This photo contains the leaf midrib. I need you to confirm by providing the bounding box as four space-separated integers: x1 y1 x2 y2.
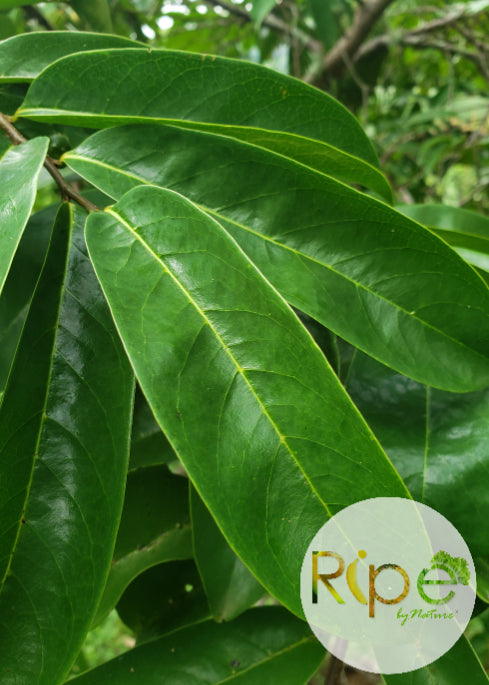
0 205 73 596
24 109 385 183
103 206 333 521
70 155 489 366
216 635 317 684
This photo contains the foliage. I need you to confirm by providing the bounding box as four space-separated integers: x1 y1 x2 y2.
0 3 489 685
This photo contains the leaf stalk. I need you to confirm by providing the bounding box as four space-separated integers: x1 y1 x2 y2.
0 112 100 213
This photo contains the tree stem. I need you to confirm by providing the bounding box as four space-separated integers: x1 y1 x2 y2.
0 112 100 213
325 655 344 685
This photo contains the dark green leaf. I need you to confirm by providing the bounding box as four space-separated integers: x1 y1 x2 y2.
69 606 325 684
0 202 55 392
93 466 192 627
0 82 27 115
0 136 48 296
85 184 408 616
68 125 489 392
346 352 489 577
0 204 134 683
297 311 339 375
191 486 265 621
0 31 141 82
117 560 209 640
19 48 379 166
383 636 489 685
130 386 177 470
115 466 190 560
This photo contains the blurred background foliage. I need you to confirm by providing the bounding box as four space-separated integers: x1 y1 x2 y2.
1 0 488 212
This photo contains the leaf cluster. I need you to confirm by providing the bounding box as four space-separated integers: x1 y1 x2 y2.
0 19 489 685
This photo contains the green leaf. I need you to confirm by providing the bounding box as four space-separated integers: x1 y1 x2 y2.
0 31 142 83
0 0 41 9
297 311 339 375
18 48 379 167
0 201 55 392
250 0 277 26
68 606 325 684
190 486 265 622
70 0 113 32
397 204 489 273
93 466 192 627
346 352 489 575
68 124 489 392
0 204 134 684
0 82 27 115
0 136 48 297
397 204 489 238
85 184 408 616
383 636 489 684
476 558 489 604
130 386 177 470
310 0 337 49
116 560 210 640
227 128 392 201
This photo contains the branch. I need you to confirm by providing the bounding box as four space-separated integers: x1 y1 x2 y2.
0 112 99 213
203 0 322 54
325 655 344 685
359 34 489 81
22 5 54 31
357 5 488 62
319 0 396 77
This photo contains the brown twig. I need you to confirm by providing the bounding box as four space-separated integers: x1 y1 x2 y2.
319 0 396 77
22 5 54 31
325 655 344 685
0 112 99 213
203 0 323 54
357 4 489 64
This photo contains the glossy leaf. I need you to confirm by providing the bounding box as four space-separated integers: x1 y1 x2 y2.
116 560 210 640
190 486 265 621
346 352 489 571
130 387 177 470
68 124 489 392
19 48 379 166
69 606 325 684
93 466 192 626
0 201 55 391
0 204 134 683
383 636 489 685
0 136 48 296
0 31 141 83
398 203 489 274
0 82 27 115
397 204 489 237
85 184 408 616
